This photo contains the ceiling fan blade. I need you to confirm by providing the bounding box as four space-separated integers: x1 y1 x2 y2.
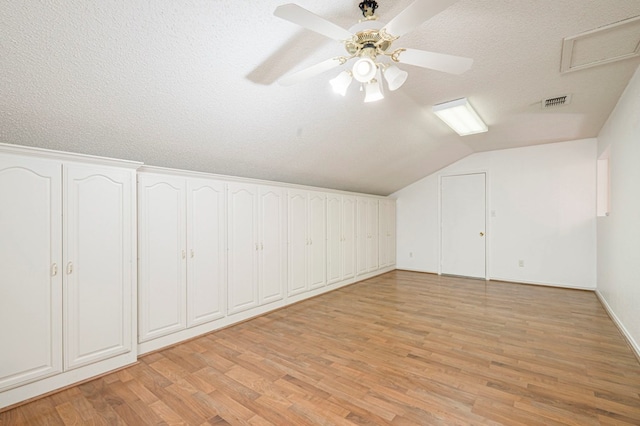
278 57 345 86
274 4 353 41
382 0 458 37
394 48 472 75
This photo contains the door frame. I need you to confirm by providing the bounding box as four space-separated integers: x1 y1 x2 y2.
438 170 490 280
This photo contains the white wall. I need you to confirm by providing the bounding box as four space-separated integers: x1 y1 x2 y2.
392 138 597 289
596 64 640 354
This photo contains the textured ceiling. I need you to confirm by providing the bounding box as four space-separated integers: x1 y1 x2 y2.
1 1 640 195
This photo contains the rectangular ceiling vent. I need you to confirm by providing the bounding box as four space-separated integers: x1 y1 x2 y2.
542 94 572 109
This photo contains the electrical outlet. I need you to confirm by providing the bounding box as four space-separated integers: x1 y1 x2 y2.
518 259 524 267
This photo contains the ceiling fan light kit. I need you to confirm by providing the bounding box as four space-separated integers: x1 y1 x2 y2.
274 0 474 105
432 98 488 136
329 71 353 96
364 75 385 103
383 64 408 91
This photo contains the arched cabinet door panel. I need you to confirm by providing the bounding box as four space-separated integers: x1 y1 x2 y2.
187 178 226 327
227 183 259 314
138 174 187 342
64 164 133 370
259 186 286 305
0 157 62 391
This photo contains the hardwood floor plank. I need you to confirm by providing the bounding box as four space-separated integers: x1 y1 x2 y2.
2 271 640 425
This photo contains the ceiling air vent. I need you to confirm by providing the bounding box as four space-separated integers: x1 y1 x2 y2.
542 94 572 109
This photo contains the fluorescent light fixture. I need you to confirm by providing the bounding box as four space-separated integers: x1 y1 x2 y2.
432 98 488 136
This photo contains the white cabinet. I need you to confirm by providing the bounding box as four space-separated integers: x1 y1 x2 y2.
187 178 226 327
138 173 225 342
138 174 187 342
0 148 137 400
327 194 356 285
64 164 134 370
227 182 259 314
308 192 327 289
258 186 287 305
287 190 326 295
0 156 63 391
227 183 286 314
356 197 379 275
378 199 397 269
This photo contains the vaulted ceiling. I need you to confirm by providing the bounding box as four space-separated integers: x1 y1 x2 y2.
2 1 639 195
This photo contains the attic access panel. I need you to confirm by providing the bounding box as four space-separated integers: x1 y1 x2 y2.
560 15 640 73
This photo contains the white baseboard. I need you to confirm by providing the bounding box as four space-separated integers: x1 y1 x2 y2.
595 290 640 361
489 276 596 291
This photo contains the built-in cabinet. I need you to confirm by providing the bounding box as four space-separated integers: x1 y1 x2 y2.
356 197 380 275
1 146 396 410
0 146 138 409
327 194 356 285
227 183 286 315
378 199 397 268
288 190 326 296
138 173 226 342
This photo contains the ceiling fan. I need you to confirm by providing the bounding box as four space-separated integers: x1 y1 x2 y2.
274 0 473 102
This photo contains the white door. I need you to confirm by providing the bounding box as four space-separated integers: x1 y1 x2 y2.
64 164 133 370
367 199 379 272
0 156 63 391
227 183 259 314
186 178 225 327
287 190 308 296
378 200 390 268
138 174 187 342
326 194 342 285
342 196 356 280
441 173 486 279
389 200 397 266
355 197 368 276
259 186 286 305
378 199 396 268
308 192 326 289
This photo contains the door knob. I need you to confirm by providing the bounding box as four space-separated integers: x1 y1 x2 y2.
479 232 485 237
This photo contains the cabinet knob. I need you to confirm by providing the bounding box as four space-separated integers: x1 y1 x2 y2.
66 262 73 275
255 243 259 251
190 249 194 258
51 263 58 277
182 250 186 259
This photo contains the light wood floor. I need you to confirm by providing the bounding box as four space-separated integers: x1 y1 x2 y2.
2 271 640 425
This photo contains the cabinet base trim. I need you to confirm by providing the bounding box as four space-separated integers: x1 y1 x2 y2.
138 267 396 356
0 352 137 411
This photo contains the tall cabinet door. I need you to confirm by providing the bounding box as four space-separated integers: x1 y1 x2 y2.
227 183 259 314
367 199 379 272
308 192 326 289
378 200 390 268
326 194 342 285
342 196 356 280
138 174 187 342
187 178 226 327
288 190 308 296
259 186 286 305
0 156 63 391
64 164 134 370
356 197 369 276
378 199 396 268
